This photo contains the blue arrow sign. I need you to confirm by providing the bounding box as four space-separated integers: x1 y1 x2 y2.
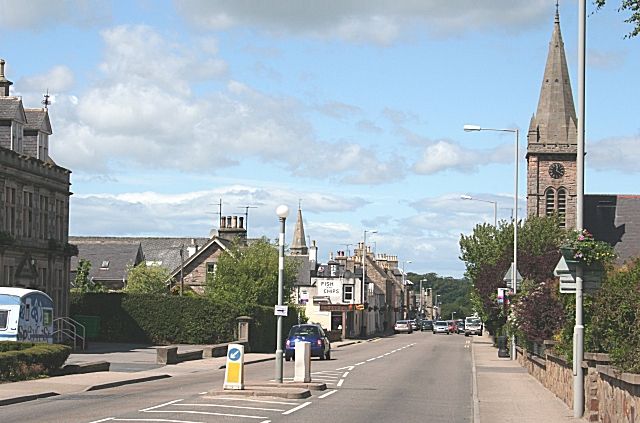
228 347 241 361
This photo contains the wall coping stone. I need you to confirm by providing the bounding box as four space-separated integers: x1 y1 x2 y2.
597 364 640 386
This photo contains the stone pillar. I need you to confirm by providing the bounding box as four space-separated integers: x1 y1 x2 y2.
236 316 252 344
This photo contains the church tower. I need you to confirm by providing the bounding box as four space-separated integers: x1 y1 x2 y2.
290 206 308 255
526 6 578 229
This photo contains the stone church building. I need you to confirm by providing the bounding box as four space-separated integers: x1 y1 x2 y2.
527 10 640 261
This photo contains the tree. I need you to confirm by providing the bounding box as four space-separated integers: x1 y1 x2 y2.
595 0 640 38
125 262 171 294
71 259 107 293
205 237 300 307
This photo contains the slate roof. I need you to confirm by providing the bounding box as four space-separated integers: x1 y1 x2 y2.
71 242 143 281
24 108 50 132
0 97 21 120
69 236 212 273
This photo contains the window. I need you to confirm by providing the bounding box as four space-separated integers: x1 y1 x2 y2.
545 189 555 216
0 310 7 329
25 304 30 321
343 285 354 302
11 122 23 153
557 189 567 228
39 195 48 240
4 187 15 235
206 263 217 275
38 133 49 161
22 191 33 238
3 265 14 286
101 261 110 269
55 199 64 240
43 309 52 326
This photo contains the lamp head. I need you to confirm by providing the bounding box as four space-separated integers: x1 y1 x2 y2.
461 195 473 200
463 125 481 132
276 205 290 218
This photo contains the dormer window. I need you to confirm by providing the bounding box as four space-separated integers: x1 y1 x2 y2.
38 133 48 161
11 122 23 153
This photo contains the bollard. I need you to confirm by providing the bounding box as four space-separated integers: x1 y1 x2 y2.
293 341 311 383
498 335 509 358
223 343 245 390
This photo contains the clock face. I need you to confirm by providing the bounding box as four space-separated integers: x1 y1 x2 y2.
549 163 565 179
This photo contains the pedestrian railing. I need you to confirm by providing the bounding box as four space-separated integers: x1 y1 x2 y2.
53 317 86 351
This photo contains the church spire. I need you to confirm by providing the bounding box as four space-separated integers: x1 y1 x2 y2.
290 206 308 255
527 7 577 152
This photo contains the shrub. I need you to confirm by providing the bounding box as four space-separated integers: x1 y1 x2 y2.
0 342 71 381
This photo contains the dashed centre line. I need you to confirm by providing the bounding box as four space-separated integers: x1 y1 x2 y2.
355 361 365 365
366 358 376 361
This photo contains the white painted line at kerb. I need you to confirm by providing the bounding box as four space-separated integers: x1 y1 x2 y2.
140 399 184 412
319 389 338 399
342 371 349 377
282 401 312 415
337 379 344 387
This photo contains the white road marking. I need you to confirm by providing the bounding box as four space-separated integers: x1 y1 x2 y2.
260 421 271 423
335 366 350 370
377 355 384 358
282 402 312 415
109 420 203 423
175 403 284 412
355 361 365 365
384 353 390 356
366 358 375 361
145 410 266 419
318 390 338 399
337 379 344 387
347 366 355 370
215 398 296 405
342 371 349 377
88 419 115 423
140 400 184 412
198 392 207 395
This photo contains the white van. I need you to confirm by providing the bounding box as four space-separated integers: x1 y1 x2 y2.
0 287 54 343
464 316 483 337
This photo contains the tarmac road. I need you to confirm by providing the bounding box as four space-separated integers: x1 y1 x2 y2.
0 331 472 423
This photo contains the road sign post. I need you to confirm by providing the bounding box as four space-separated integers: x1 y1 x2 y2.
223 344 245 390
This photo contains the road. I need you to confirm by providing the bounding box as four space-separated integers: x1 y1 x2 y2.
2 331 473 423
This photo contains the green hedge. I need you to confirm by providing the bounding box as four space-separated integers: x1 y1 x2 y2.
0 342 71 381
70 292 298 352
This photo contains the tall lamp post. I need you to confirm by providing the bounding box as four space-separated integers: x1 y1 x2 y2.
402 261 411 318
436 294 441 320
362 230 377 335
461 195 498 227
464 125 519 361
275 205 290 384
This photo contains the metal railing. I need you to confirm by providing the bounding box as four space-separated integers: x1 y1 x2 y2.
53 317 85 351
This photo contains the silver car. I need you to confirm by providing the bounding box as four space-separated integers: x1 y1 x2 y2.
394 320 413 334
432 320 450 334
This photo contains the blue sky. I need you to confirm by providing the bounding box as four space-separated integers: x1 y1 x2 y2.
1 0 638 277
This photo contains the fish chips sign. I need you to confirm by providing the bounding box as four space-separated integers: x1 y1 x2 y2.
317 279 342 302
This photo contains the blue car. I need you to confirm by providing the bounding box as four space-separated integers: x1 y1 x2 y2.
285 324 331 361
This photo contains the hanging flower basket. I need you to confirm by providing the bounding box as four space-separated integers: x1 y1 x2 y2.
561 230 617 267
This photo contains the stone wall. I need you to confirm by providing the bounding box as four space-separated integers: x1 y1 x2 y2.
516 346 640 422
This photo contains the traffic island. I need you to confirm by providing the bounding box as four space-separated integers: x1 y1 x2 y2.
206 386 311 399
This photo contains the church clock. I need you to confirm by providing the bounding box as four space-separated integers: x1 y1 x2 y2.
548 163 565 179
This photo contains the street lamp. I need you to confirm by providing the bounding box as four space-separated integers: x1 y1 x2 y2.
275 205 290 384
464 124 519 361
452 311 457 321
418 279 427 313
461 195 498 227
402 261 411 319
436 294 441 320
362 229 377 336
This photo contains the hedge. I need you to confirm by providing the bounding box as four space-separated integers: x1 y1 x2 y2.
70 292 299 352
0 341 71 381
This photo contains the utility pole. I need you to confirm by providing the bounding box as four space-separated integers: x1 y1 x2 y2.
238 205 258 233
179 245 184 297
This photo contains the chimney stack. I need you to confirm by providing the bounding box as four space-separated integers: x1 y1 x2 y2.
0 59 12 97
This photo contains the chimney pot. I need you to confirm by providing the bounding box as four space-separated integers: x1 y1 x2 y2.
226 216 232 227
239 216 244 229
232 215 238 228
220 217 226 228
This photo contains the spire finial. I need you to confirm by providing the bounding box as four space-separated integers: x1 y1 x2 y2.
42 88 51 109
555 1 560 24
298 198 302 210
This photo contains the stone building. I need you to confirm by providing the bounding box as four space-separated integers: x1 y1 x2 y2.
0 59 73 317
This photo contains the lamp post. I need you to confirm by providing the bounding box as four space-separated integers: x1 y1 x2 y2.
419 279 427 314
461 195 498 227
275 205 290 384
362 229 377 336
452 311 457 321
436 294 441 320
402 261 411 318
464 124 519 361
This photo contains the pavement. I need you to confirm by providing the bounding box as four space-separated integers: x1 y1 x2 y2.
0 334 586 421
473 333 584 422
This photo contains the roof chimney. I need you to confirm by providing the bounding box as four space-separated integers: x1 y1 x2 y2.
0 60 12 97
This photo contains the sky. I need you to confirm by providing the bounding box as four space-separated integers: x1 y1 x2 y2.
0 0 638 278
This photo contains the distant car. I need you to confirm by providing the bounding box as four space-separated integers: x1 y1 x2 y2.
446 320 457 333
433 320 450 334
421 320 433 331
465 316 483 337
285 324 331 361
409 319 418 331
394 320 413 334
455 320 465 334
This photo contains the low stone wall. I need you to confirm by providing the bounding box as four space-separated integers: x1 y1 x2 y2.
516 345 640 422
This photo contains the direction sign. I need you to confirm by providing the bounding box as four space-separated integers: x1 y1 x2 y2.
228 347 241 361
274 305 288 316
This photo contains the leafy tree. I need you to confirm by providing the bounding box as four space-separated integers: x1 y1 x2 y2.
205 237 300 307
71 259 107 293
595 0 640 38
511 279 566 344
125 262 171 294
407 272 473 319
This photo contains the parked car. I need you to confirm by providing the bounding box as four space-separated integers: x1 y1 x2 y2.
394 320 413 334
455 320 465 334
285 324 331 361
421 319 433 331
433 320 450 334
409 319 418 331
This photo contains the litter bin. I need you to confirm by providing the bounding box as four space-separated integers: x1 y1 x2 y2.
498 335 509 358
72 315 101 339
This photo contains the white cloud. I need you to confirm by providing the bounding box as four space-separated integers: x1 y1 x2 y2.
588 134 640 173
175 0 552 45
587 48 627 71
412 139 516 175
0 0 110 30
12 24 399 184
